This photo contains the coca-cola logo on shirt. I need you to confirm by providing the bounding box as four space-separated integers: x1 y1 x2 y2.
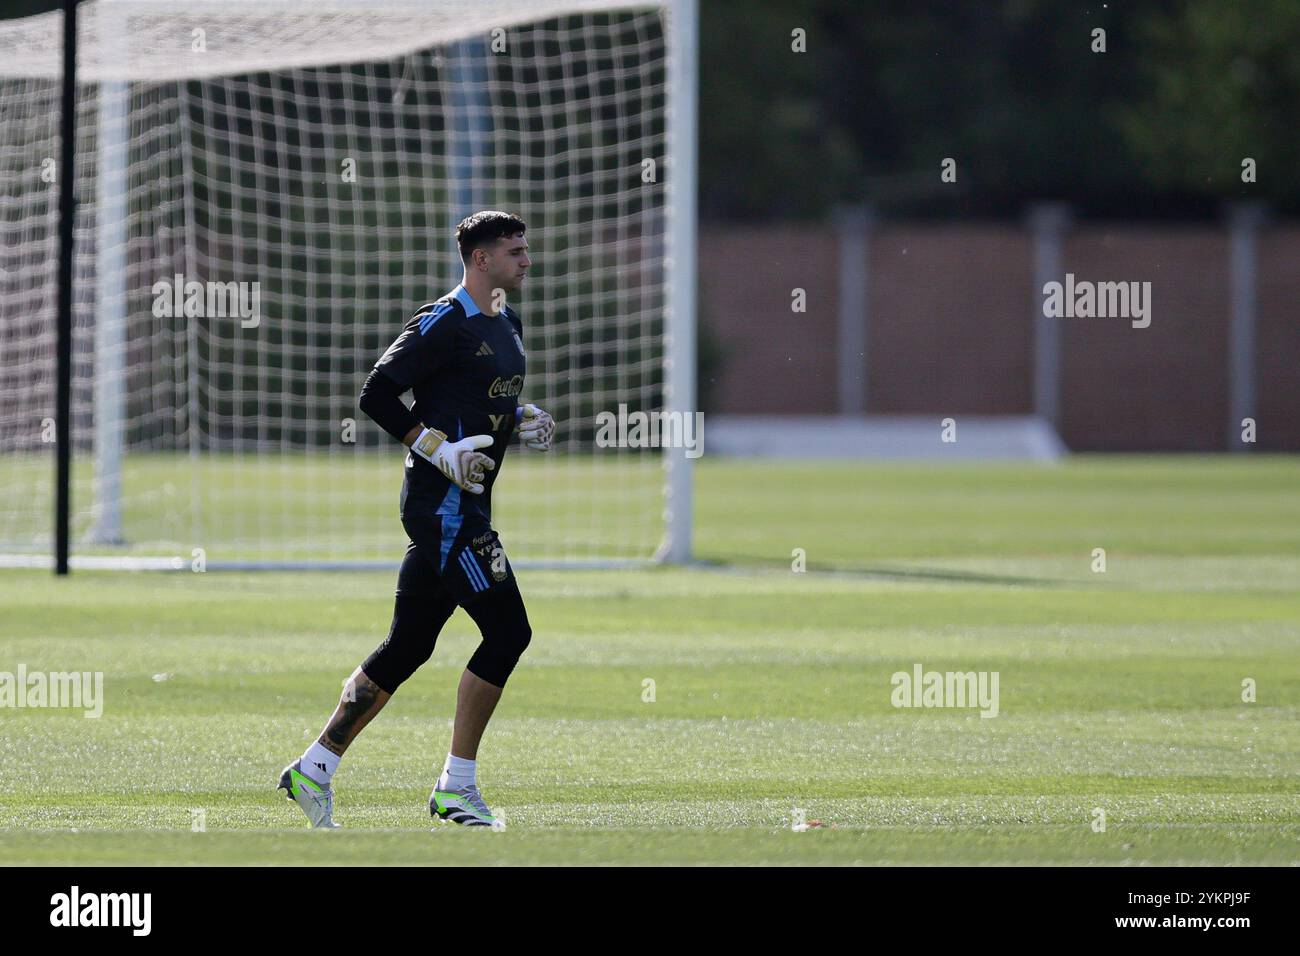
488 375 524 399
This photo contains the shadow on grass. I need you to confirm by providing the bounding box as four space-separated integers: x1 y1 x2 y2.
689 557 1066 588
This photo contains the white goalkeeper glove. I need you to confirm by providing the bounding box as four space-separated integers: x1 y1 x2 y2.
410 427 495 494
516 403 554 451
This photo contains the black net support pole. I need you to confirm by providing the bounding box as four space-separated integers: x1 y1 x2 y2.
55 0 78 575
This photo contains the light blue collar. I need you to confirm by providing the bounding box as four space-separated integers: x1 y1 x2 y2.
452 283 500 318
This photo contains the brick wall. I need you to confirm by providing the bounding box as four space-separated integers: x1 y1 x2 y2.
700 221 1298 451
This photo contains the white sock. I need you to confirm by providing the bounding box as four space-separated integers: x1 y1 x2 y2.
438 753 476 790
300 741 340 784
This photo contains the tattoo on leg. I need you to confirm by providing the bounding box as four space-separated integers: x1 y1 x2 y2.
320 670 389 755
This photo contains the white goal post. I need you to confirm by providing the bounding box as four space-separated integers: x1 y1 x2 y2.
0 0 696 569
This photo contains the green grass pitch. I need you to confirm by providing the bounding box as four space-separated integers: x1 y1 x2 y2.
0 456 1297 865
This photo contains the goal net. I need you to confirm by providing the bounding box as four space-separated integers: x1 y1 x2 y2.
0 0 693 569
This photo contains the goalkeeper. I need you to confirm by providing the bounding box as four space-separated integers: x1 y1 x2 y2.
278 211 553 828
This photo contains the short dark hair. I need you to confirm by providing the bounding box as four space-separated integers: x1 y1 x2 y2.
456 210 527 263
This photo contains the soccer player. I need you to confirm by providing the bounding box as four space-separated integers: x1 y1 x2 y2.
278 211 554 828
